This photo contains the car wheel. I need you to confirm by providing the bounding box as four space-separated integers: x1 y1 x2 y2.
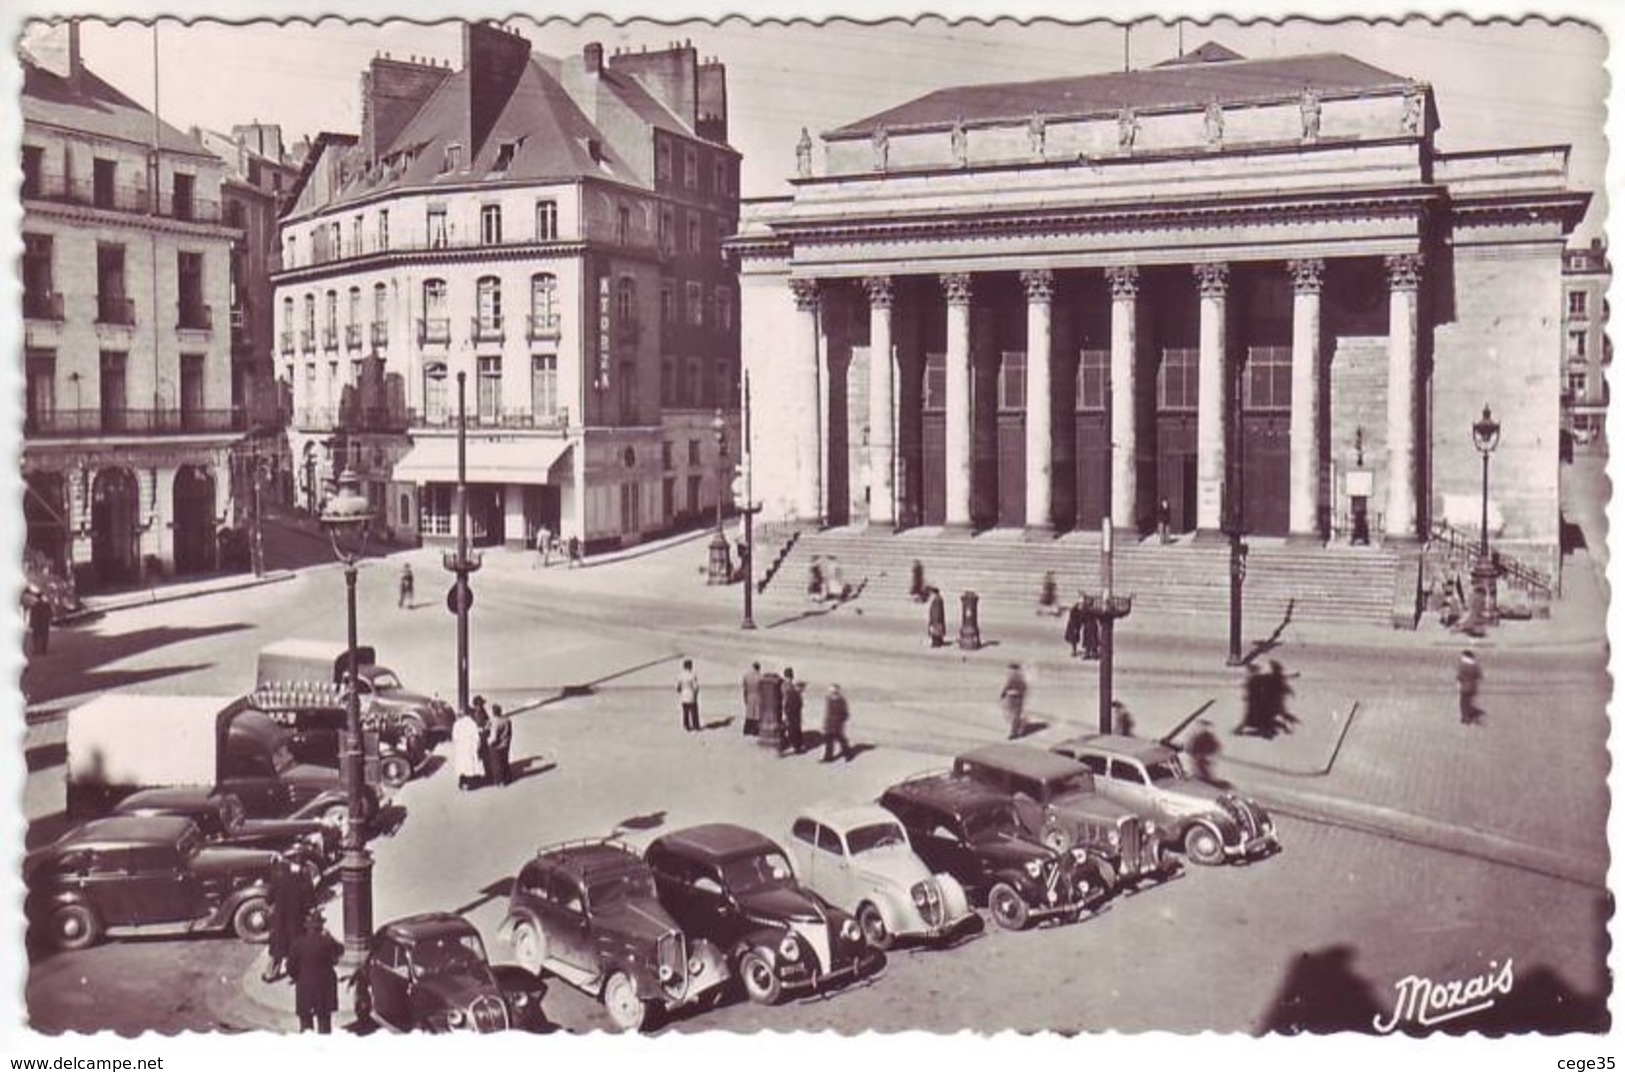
511 922 547 975
1040 826 1075 853
986 883 1030 931
48 903 102 952
379 754 412 789
856 902 893 950
738 948 783 1005
602 971 651 1032
233 895 273 943
1184 824 1226 866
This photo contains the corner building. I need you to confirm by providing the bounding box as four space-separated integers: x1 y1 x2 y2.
734 44 1588 577
273 23 740 549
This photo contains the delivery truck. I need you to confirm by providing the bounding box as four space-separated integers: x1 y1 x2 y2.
65 693 377 827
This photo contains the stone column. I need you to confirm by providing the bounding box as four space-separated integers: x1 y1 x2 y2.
941 272 974 530
863 276 896 528
1194 262 1230 533
1106 265 1140 532
1020 269 1054 534
1384 253 1423 541
1288 258 1325 540
789 278 823 523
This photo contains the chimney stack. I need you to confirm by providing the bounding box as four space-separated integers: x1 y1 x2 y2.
584 42 603 73
67 20 82 90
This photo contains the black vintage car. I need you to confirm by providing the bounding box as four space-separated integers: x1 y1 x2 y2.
502 839 730 1031
353 912 547 1033
645 823 884 1006
111 787 337 886
953 743 1175 888
878 775 1105 931
24 815 277 952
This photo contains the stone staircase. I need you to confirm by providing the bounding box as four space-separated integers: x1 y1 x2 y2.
783 528 1411 627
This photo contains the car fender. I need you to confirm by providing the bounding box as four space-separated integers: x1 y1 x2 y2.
209 881 272 930
936 872 973 921
860 884 915 935
731 926 788 967
991 867 1042 903
496 905 542 945
1179 815 1238 847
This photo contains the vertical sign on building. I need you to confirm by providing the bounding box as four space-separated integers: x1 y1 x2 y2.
596 275 612 390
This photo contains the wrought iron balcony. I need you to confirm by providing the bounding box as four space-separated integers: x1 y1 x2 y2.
345 324 364 350
471 315 505 344
280 331 295 356
322 328 339 352
371 322 389 348
526 313 561 341
300 330 316 353
25 407 247 437
418 318 451 346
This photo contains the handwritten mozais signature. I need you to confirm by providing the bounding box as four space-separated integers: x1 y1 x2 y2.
1373 959 1515 1033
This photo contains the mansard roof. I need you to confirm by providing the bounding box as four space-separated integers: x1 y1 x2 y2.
830 49 1410 136
21 54 213 158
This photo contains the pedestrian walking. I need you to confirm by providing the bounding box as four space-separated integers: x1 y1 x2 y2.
486 704 513 786
1037 572 1060 616
1457 649 1483 725
397 562 414 609
927 588 947 648
1237 663 1266 736
909 560 928 603
1080 608 1102 661
1187 719 1221 784
452 708 484 791
780 668 805 755
1265 660 1300 737
567 535 583 568
820 684 854 762
1111 699 1135 738
742 661 762 735
1000 663 1028 740
263 855 313 983
26 594 50 656
808 555 826 602
535 527 553 569
288 910 342 1034
735 538 750 584
1064 595 1085 657
1157 497 1172 545
677 658 702 732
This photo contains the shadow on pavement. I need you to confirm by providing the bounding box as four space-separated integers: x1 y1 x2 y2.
25 621 255 705
1258 945 1385 1034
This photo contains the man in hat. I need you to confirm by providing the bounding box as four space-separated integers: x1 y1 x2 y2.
820 684 854 763
288 910 342 1034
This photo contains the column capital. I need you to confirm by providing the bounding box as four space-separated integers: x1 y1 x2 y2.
1019 269 1055 303
1288 258 1326 294
1385 253 1425 291
789 278 821 311
862 275 895 309
1105 265 1140 300
1193 261 1230 298
939 272 974 306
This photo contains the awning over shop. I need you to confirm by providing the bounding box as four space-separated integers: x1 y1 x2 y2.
392 437 572 485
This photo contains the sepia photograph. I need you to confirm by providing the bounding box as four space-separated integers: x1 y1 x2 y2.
2 0 1616 1062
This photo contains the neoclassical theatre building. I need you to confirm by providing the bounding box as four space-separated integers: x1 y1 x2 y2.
733 44 1589 578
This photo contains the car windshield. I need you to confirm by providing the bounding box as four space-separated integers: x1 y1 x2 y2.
175 826 203 859
1146 756 1187 783
410 933 486 978
719 851 796 893
962 805 1018 842
1045 769 1095 796
368 670 403 691
589 868 657 906
846 822 907 855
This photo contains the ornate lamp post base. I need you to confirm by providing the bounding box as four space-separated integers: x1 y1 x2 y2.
338 846 375 970
1469 557 1501 630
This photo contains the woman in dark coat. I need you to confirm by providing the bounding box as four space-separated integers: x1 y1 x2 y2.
927 588 947 648
1064 597 1085 657
289 911 343 1034
264 856 313 982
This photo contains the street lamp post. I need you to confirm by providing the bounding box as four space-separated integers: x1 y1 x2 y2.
1223 373 1248 667
707 409 731 585
741 371 756 630
1470 404 1502 630
318 468 374 967
442 371 482 715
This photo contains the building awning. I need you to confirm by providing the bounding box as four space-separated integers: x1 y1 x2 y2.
392 437 573 485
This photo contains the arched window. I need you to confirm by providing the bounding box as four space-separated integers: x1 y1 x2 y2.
420 279 449 345
422 361 448 424
281 296 295 355
372 283 388 347
617 276 636 320
476 276 502 336
529 273 558 337
302 294 316 351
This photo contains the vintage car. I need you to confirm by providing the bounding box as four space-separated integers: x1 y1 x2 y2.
501 839 730 1031
953 743 1174 888
23 815 277 952
786 804 978 949
878 775 1105 931
354 912 548 1033
645 823 885 1005
111 787 337 886
1050 734 1279 865
255 641 456 744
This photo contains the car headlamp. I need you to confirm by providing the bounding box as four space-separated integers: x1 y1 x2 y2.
778 936 800 961
841 919 862 943
688 957 705 976
658 964 675 982
1024 859 1043 879
1107 829 1121 848
1142 819 1157 835
912 883 930 908
1072 847 1089 864
447 1008 466 1027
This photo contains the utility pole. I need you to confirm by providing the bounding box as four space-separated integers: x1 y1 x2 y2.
443 371 481 714
741 370 756 630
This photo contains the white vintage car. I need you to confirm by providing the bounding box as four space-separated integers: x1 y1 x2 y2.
788 803 978 949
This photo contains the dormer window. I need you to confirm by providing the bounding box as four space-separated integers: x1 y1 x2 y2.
442 143 463 173
493 140 518 172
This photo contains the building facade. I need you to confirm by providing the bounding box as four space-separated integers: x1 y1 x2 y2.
270 23 740 551
1562 238 1610 446
21 27 243 589
733 44 1588 576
